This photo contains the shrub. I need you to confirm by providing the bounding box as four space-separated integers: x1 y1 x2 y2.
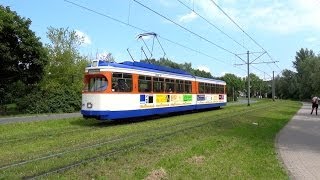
16 87 81 114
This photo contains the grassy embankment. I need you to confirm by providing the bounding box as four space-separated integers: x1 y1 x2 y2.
0 99 301 179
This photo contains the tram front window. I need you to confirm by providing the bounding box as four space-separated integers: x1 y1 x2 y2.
84 77 108 92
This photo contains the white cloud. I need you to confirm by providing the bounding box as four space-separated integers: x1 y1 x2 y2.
75 30 91 45
192 0 320 34
178 11 198 23
197 65 210 72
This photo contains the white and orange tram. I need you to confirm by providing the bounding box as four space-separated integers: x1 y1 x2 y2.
81 60 227 120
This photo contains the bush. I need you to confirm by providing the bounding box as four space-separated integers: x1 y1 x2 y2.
17 87 81 114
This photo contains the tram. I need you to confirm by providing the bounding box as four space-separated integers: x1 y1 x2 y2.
81 60 227 120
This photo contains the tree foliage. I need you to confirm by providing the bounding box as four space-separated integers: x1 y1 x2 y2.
42 27 88 91
275 48 320 100
0 5 47 104
17 27 89 113
221 73 243 101
141 58 213 78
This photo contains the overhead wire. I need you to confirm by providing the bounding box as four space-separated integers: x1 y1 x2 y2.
66 0 278 78
63 0 247 73
159 35 246 73
176 0 249 51
251 65 272 78
209 0 278 66
208 0 283 78
133 0 237 56
174 0 275 77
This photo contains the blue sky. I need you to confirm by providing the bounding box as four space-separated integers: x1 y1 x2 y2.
1 0 320 79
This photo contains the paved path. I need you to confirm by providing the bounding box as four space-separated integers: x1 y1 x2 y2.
0 112 82 124
277 102 320 179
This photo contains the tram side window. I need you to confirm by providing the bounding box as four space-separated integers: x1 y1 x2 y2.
216 84 220 94
176 80 185 93
112 72 132 92
85 77 108 92
221 85 225 94
205 83 211 94
217 85 224 94
138 75 152 92
211 84 216 94
185 81 192 93
165 78 175 93
153 77 164 93
198 82 205 94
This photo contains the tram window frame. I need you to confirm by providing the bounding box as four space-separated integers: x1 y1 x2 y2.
221 85 225 94
185 81 192 93
153 77 164 93
111 72 133 92
138 75 152 93
84 76 108 92
199 82 205 94
216 84 220 94
165 78 175 93
205 83 211 94
211 84 216 94
216 84 223 94
176 80 185 93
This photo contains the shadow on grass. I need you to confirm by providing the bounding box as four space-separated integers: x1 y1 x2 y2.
71 107 223 128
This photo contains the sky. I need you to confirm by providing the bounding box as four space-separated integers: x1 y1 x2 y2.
1 0 320 80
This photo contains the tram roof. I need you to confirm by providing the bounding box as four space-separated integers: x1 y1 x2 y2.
92 60 193 76
90 60 225 84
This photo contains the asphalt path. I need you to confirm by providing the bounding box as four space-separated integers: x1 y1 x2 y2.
277 102 320 179
0 112 82 124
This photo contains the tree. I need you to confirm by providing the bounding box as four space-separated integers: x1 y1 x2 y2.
42 27 88 90
242 73 266 98
293 48 315 75
274 48 320 100
221 73 243 101
141 58 214 78
298 56 320 99
17 27 89 113
275 69 299 99
0 6 47 104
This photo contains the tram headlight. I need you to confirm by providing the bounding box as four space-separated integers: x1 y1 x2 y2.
87 102 92 108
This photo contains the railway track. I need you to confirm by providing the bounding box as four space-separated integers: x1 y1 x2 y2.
0 102 277 179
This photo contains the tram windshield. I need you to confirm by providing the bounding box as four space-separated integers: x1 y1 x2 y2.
83 76 108 92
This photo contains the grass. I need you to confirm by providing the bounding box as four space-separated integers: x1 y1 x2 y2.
0 99 301 179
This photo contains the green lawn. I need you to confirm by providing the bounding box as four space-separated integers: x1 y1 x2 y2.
0 100 301 179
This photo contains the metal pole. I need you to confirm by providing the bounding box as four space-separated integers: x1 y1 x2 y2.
127 48 135 62
272 71 275 101
247 51 250 106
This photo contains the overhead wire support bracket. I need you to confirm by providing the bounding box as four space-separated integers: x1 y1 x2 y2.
137 32 166 59
236 51 266 55
250 51 266 64
250 61 279 65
